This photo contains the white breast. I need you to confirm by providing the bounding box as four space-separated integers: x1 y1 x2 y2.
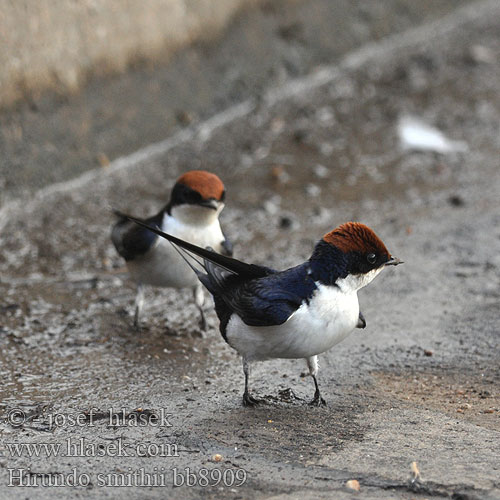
225 283 360 361
127 211 225 288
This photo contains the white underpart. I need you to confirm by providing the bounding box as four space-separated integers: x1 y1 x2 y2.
126 204 225 289
226 268 384 362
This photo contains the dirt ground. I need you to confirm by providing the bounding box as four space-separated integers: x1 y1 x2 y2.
0 1 499 499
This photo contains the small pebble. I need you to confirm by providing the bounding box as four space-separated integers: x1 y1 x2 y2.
263 200 279 215
175 110 193 125
448 195 464 207
293 129 308 143
305 183 321 197
279 216 293 229
212 454 223 462
345 479 360 491
97 152 110 167
314 164 329 179
320 142 334 156
316 106 335 124
470 45 496 65
271 165 290 184
270 118 285 134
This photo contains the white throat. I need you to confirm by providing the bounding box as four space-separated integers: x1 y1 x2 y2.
170 203 223 226
336 267 384 293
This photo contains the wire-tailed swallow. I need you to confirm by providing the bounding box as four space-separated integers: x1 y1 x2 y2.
111 170 232 330
123 217 402 406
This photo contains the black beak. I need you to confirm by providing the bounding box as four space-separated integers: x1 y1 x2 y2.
198 199 220 210
385 256 403 266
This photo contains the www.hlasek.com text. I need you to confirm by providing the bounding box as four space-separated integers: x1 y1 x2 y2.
7 437 178 458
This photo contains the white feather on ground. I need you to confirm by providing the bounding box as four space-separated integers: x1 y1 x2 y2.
398 116 468 154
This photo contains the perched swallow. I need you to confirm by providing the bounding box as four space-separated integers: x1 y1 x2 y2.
111 170 232 329
124 217 402 406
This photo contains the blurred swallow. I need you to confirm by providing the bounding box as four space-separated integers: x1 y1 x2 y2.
111 170 232 330
123 217 402 406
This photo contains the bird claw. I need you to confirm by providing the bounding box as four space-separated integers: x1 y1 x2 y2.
191 328 205 339
357 311 366 329
309 393 327 407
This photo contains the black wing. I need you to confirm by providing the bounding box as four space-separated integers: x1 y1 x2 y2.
214 263 317 327
111 210 162 261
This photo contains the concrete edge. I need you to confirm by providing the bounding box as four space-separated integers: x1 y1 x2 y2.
0 0 263 109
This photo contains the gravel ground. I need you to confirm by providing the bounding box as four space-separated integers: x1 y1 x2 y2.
1 1 499 499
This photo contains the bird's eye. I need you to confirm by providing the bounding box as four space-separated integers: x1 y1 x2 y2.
367 253 376 264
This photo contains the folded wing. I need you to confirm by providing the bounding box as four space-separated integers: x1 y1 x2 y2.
111 210 163 261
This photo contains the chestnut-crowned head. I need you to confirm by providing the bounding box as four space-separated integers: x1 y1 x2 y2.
323 222 402 274
310 222 402 290
168 170 226 224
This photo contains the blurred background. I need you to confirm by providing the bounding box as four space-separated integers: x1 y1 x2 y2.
0 0 474 201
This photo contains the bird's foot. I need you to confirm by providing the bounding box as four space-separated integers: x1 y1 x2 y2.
198 312 208 333
191 320 206 338
309 391 327 407
243 392 264 407
191 329 205 339
357 311 366 329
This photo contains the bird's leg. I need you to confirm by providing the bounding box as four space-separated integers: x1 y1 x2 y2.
193 285 207 332
242 359 263 406
133 284 144 330
357 311 366 329
306 355 327 406
310 374 327 407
